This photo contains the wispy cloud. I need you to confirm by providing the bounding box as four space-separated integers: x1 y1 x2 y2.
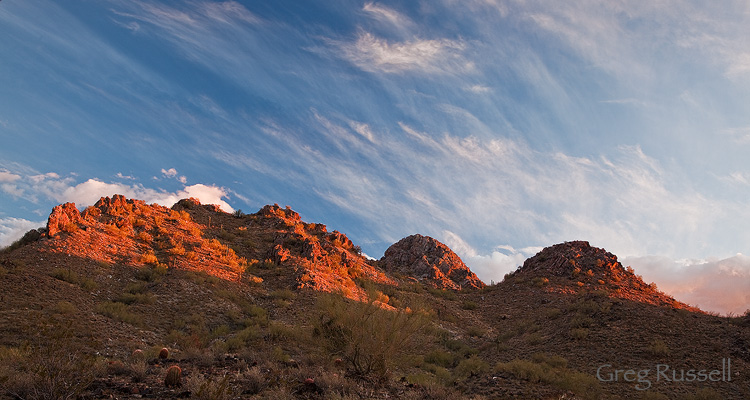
0 170 21 183
625 254 750 315
720 126 750 144
116 172 136 180
0 217 46 248
161 168 178 178
362 2 414 31
464 84 492 94
338 32 472 74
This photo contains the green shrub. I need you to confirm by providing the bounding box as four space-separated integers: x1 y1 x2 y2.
526 332 543 345
270 289 296 301
424 350 455 368
0 324 102 399
496 356 601 400
426 287 457 300
53 301 77 314
570 314 594 328
461 300 478 310
532 277 549 287
96 301 143 326
453 356 489 381
443 339 478 358
569 328 589 340
187 374 233 400
135 264 167 282
50 268 97 290
114 292 154 305
314 293 430 380
646 339 670 357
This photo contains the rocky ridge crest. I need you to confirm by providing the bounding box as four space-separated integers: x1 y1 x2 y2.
511 240 699 310
380 234 485 290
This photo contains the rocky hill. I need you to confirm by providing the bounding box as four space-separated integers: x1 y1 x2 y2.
0 197 747 400
380 234 484 290
505 240 700 311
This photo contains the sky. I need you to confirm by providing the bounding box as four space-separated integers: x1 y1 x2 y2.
1 0 750 314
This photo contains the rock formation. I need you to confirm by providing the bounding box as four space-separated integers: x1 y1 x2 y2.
510 240 699 310
380 234 485 290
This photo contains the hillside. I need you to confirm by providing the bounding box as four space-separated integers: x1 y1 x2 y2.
0 196 748 399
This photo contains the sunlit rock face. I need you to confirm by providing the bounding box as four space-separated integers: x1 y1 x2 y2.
380 234 485 290
508 240 700 311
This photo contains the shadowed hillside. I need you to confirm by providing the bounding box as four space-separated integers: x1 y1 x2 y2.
0 196 747 399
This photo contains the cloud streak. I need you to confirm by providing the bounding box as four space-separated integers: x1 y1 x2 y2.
338 32 472 74
625 255 750 315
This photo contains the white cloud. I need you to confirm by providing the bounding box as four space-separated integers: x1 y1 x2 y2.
1 184 24 197
626 255 750 315
464 84 491 94
721 172 750 186
161 168 178 178
0 217 45 249
348 121 376 143
362 2 414 31
0 170 21 183
0 167 235 217
116 172 136 180
441 230 478 258
442 231 540 285
49 178 234 213
338 32 472 74
516 1 750 82
720 126 750 145
178 176 187 184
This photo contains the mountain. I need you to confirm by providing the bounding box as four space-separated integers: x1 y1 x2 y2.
505 240 699 311
0 196 748 399
380 234 485 290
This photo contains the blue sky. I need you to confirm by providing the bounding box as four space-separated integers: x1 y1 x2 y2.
2 0 750 313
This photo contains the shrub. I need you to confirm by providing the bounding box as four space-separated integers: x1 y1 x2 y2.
0 325 102 399
135 264 167 282
424 350 455 368
467 326 485 338
187 374 232 400
570 315 594 329
50 268 97 290
270 289 296 301
240 366 267 395
526 332 543 345
646 339 670 357
426 287 457 300
569 328 589 340
96 301 143 326
532 277 549 287
53 301 77 314
139 251 159 265
453 356 489 381
114 292 154 305
461 300 478 310
496 356 601 400
314 293 430 380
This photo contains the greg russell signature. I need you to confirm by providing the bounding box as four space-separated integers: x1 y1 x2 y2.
596 358 732 390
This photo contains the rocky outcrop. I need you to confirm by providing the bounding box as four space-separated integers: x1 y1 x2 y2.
380 234 485 290
519 240 621 277
511 241 699 311
46 203 83 237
